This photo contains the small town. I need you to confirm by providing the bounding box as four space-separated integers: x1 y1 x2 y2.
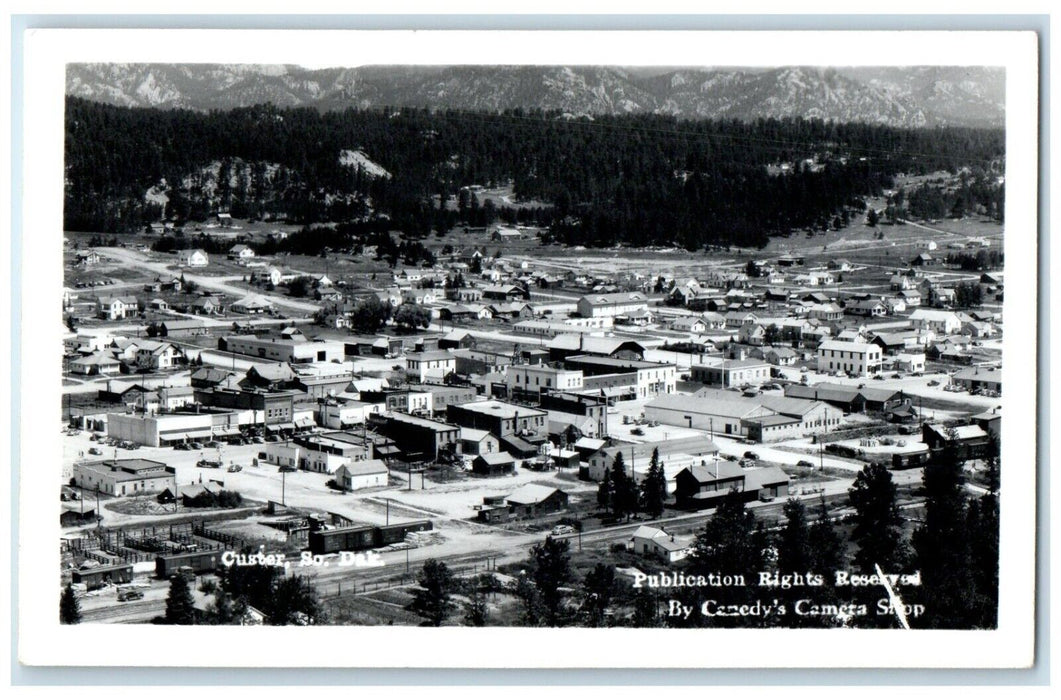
56 64 1005 629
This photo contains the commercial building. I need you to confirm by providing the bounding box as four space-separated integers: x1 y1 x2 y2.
691 359 771 388
222 334 346 364
951 366 1002 394
446 400 549 442
586 436 719 483
107 409 245 447
376 413 460 462
817 339 884 377
564 355 676 399
505 364 584 400
73 459 177 497
576 292 649 319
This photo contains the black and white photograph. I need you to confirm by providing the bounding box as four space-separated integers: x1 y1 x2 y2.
14 26 1040 671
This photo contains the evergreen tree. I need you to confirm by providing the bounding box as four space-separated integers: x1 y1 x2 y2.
777 498 812 574
912 446 975 628
848 463 908 573
581 563 617 628
596 465 613 512
631 589 660 628
639 447 668 518
529 536 574 626
164 574 197 625
807 497 844 575
685 490 765 627
609 452 638 519
463 586 489 627
60 583 81 624
269 575 323 626
407 559 456 627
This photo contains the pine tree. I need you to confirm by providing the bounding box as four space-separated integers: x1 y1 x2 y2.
912 446 975 628
164 574 197 625
807 496 844 575
60 583 81 624
609 452 638 519
596 465 613 512
686 490 764 627
777 498 812 574
463 586 489 627
631 589 660 628
407 559 456 627
848 462 908 573
581 563 617 628
639 447 667 518
529 536 573 626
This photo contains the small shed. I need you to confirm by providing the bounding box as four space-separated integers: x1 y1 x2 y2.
472 451 517 477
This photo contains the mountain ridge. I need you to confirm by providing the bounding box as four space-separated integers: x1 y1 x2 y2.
66 63 1005 129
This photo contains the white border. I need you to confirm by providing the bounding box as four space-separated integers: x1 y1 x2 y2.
18 29 1039 669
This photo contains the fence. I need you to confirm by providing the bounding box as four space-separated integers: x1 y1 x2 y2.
314 558 500 599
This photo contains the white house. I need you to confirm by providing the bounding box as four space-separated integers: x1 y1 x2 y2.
134 340 181 371
909 309 963 335
628 525 694 563
177 249 209 267
228 244 255 260
96 296 138 321
405 350 456 383
334 460 389 490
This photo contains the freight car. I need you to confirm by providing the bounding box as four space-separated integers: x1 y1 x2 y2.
71 563 134 588
155 550 222 579
307 520 433 555
376 520 433 546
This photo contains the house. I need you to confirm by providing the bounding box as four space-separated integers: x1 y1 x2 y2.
895 353 926 374
472 451 517 477
438 330 476 350
505 484 569 518
911 252 937 267
910 309 963 335
547 335 645 362
192 296 223 315
846 299 887 318
405 350 456 383
628 525 694 563
228 244 255 260
177 249 209 267
229 294 274 315
69 351 122 376
96 296 138 320
134 340 181 371
738 324 767 346
334 460 389 490
673 462 746 510
459 427 501 457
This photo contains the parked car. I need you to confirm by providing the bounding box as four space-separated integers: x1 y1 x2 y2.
227 464 243 473
796 460 814 468
551 525 576 536
117 589 144 602
190 442 204 450
743 451 760 460
927 380 940 387
88 447 103 456
630 427 645 436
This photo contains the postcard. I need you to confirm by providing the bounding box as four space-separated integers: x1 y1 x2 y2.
16 27 1039 669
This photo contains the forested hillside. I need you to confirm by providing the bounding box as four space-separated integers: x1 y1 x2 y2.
65 98 1005 249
